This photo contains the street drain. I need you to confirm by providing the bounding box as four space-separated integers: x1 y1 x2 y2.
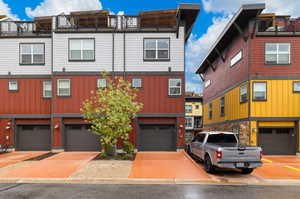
24 152 58 161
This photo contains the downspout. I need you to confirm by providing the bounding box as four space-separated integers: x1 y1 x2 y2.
50 16 55 151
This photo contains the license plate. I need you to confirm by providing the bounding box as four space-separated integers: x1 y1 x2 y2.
236 163 245 167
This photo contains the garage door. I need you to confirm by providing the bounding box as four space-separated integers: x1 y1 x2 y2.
138 124 177 151
65 124 100 151
258 128 296 155
17 125 51 151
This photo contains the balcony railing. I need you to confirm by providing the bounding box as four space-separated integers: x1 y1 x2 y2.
0 21 51 35
256 18 300 34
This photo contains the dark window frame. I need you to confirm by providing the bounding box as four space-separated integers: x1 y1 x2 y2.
240 84 248 104
252 81 267 101
8 80 18 92
68 38 96 62
143 38 170 62
264 42 291 66
19 43 45 65
209 103 212 120
220 96 225 117
57 78 71 97
293 81 300 93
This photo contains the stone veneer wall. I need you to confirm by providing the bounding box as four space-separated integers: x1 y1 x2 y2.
203 121 250 145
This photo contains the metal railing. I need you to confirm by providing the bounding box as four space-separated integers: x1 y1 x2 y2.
0 21 51 35
256 19 300 33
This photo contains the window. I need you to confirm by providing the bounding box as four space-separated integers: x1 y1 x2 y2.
253 82 267 101
20 43 45 65
293 81 300 93
8 80 18 91
97 78 107 88
209 103 212 120
132 78 142 88
43 80 52 98
168 78 181 96
230 50 242 67
69 39 95 61
194 134 206 143
185 105 192 113
207 134 237 144
220 97 225 117
185 117 193 129
57 79 71 96
240 84 247 103
144 38 169 60
204 79 211 88
195 105 199 110
265 43 290 65
194 117 202 128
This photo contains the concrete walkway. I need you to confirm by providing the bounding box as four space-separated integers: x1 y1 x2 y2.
0 152 48 168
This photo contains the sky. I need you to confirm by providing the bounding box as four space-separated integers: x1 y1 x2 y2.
1 0 300 94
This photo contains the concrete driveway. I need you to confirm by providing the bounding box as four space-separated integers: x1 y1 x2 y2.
0 152 99 178
129 151 211 180
0 152 48 168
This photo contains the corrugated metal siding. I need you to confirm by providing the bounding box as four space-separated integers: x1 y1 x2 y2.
250 80 300 117
0 38 51 75
203 83 249 125
0 78 51 114
53 75 184 114
203 34 249 103
251 37 300 76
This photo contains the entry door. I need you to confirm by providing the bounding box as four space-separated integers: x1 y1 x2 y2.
258 128 296 155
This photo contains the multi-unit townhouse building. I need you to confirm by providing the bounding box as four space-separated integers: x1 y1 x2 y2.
0 4 199 152
196 4 300 155
185 92 203 136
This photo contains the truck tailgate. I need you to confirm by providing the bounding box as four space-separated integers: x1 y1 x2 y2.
221 147 261 162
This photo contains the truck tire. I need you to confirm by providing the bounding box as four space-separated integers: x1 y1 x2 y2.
241 168 254 174
204 154 215 174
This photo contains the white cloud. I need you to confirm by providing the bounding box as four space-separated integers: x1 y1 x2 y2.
0 0 18 19
25 0 103 18
186 81 203 94
202 0 300 17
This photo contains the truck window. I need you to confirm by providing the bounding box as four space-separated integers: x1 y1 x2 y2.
206 134 237 143
196 134 206 143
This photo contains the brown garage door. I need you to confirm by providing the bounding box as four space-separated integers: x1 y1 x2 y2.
17 125 51 151
138 124 177 151
65 124 101 151
258 128 296 155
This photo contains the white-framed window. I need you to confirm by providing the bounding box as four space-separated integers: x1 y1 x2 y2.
97 78 107 88
240 84 247 103
230 50 242 67
8 80 18 91
185 105 192 113
132 78 142 88
293 81 300 93
20 43 45 65
185 117 194 129
253 82 267 101
43 80 52 98
144 38 169 60
265 43 290 65
69 39 95 61
57 79 71 96
168 78 181 96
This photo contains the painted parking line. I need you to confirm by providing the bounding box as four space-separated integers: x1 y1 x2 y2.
262 158 273 163
284 166 300 173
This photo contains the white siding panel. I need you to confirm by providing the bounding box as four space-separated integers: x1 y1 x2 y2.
114 33 124 72
53 33 112 72
0 38 51 75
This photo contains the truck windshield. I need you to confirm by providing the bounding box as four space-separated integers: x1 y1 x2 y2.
206 134 237 143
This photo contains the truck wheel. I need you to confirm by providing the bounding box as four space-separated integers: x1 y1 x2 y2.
204 155 215 174
241 168 254 174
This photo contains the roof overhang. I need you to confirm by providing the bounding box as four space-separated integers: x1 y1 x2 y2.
196 3 265 74
177 3 200 41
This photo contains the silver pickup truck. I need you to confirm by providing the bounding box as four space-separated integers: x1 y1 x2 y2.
186 131 263 174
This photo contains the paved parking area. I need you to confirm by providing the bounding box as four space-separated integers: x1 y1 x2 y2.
129 151 211 180
253 156 300 180
0 152 99 178
0 152 48 168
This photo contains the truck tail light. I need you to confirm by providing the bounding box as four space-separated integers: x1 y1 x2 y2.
260 151 263 160
216 151 222 159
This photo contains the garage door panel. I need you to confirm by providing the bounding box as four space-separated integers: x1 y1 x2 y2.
17 125 51 151
139 124 176 151
65 125 100 151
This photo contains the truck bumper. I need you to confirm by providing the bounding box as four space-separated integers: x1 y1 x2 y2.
216 161 263 169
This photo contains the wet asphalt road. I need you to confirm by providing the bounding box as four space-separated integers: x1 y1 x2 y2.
0 183 299 199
